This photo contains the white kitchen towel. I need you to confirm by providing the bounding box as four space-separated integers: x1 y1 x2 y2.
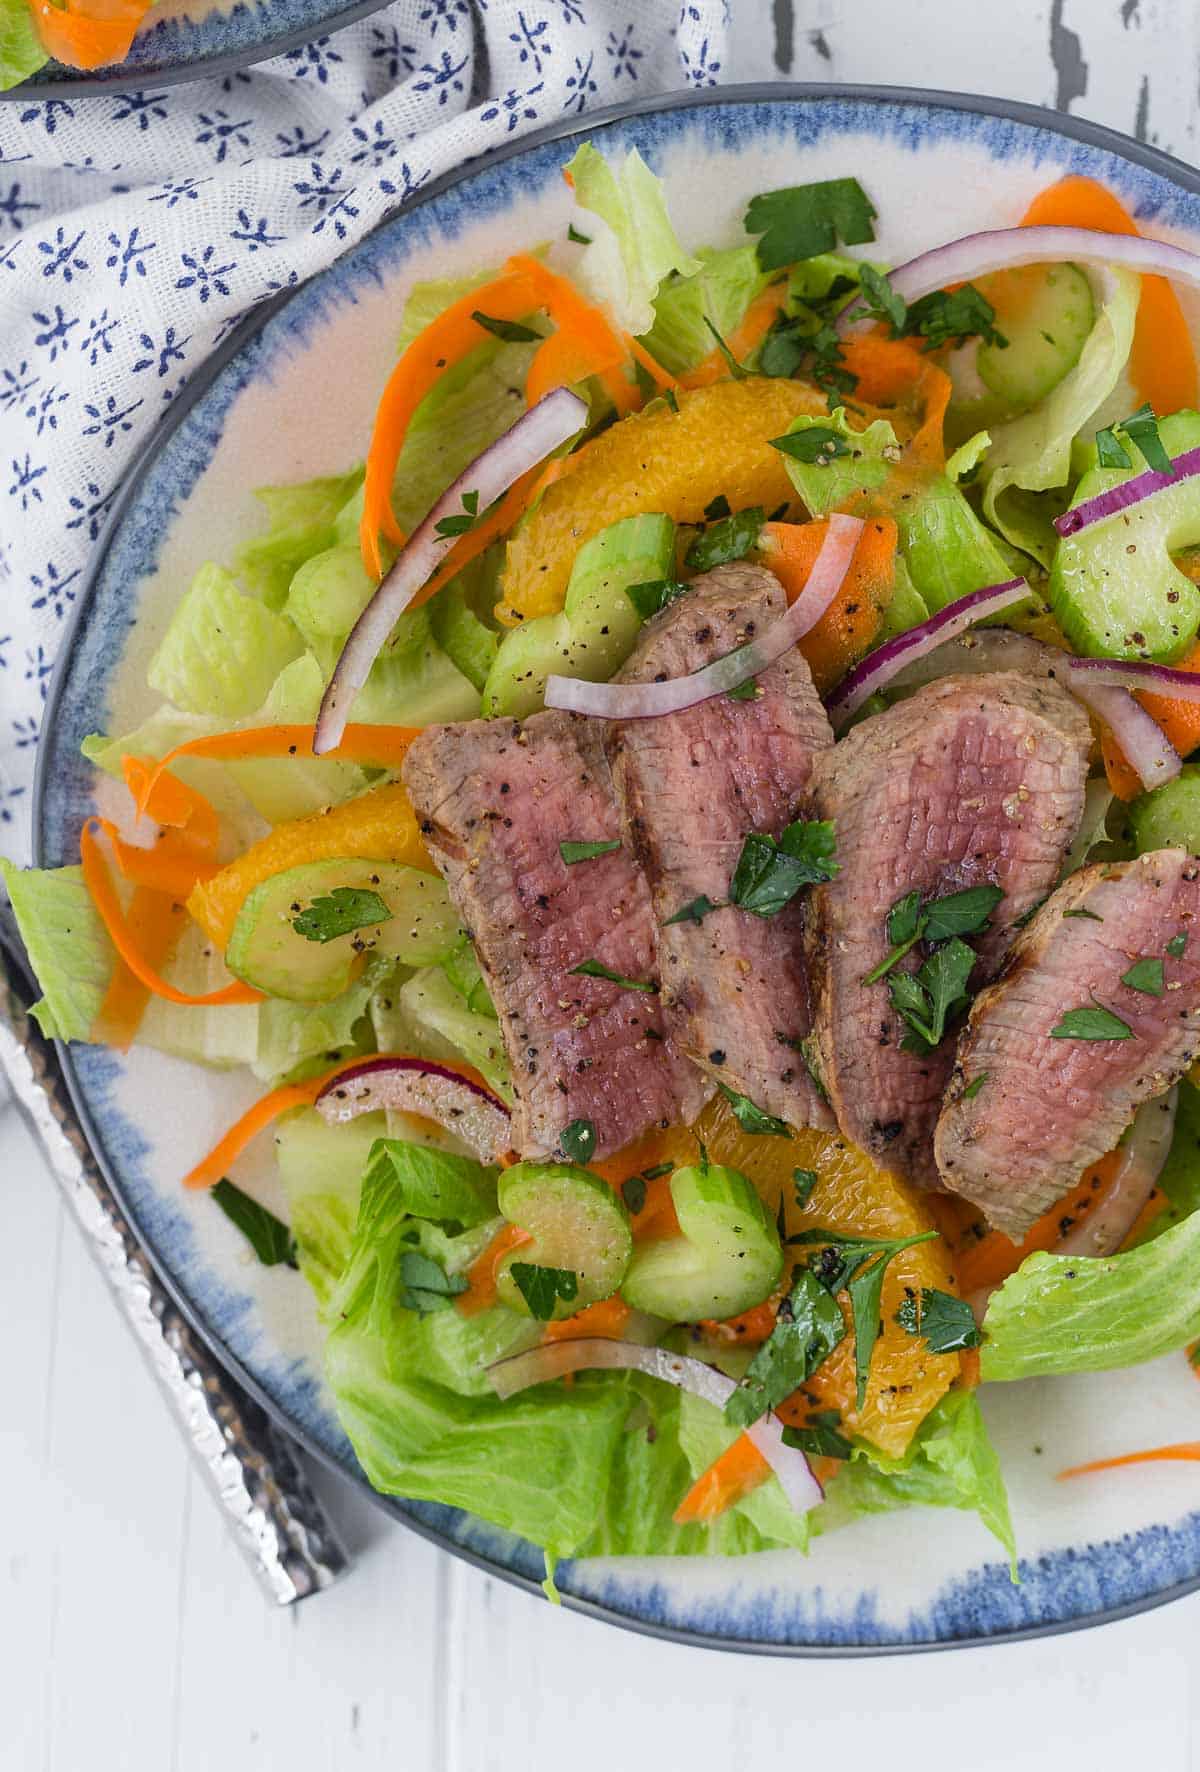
0 0 729 859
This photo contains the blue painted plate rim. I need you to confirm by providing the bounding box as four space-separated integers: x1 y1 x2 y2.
0 0 394 100
34 82 1200 1655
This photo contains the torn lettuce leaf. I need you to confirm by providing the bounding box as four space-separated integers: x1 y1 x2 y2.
0 860 114 1044
639 245 771 376
566 142 701 337
0 0 47 92
138 922 260 1070
980 266 1139 567
981 1201 1200 1380
146 562 304 721
819 1389 1017 1575
235 468 364 609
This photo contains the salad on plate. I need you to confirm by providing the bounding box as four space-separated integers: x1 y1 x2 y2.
12 142 1200 1580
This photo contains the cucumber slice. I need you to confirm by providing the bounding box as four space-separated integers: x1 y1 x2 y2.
977 264 1095 410
483 513 675 717
1130 763 1200 854
621 1163 783 1323
285 545 376 646
226 858 461 1003
1050 409 1200 661
496 1161 632 1319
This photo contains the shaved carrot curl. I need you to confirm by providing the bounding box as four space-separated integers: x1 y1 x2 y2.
360 254 629 578
1058 1442 1200 1481
122 753 219 849
81 822 261 1012
129 723 421 821
625 336 680 393
93 887 187 1048
96 816 218 900
543 1295 631 1343
678 286 788 390
32 0 148 69
458 1222 531 1315
674 1433 772 1524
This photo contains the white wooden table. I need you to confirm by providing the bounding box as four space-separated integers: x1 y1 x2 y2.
6 7 1200 1767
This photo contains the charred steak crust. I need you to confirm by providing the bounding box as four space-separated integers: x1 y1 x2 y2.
936 848 1200 1240
806 672 1091 1185
606 561 835 1131
402 708 708 1161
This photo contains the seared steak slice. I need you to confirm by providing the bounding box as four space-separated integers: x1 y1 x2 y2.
936 850 1200 1239
606 561 835 1130
402 709 707 1160
807 672 1091 1182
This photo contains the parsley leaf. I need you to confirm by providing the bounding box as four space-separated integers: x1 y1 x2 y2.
472 309 540 343
560 1118 596 1164
684 506 765 572
728 819 839 918
625 577 688 620
211 1178 297 1268
781 1411 854 1460
664 387 680 414
433 489 481 539
703 317 747 379
399 1250 468 1316
291 887 392 944
769 424 850 465
704 494 731 520
718 1082 791 1137
1095 424 1132 470
663 894 723 926
960 1072 988 1101
1063 906 1104 922
622 1175 647 1215
895 1287 982 1353
793 1167 817 1208
509 1262 578 1321
724 1268 847 1426
888 937 976 1054
857 263 907 333
1050 1003 1134 1041
567 223 591 245
922 883 1004 941
559 838 621 865
794 1227 940 1406
727 678 761 702
902 285 1006 350
744 177 877 272
1121 402 1174 475
1168 932 1189 957
570 958 658 993
1122 957 1165 996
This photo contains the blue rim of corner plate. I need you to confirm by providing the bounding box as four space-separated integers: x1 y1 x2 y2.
0 0 399 100
33 81 1200 1656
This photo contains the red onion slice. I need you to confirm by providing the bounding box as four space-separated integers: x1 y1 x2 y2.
315 1054 512 1164
487 1337 823 1515
1066 656 1200 702
1053 447 1200 538
544 513 863 720
877 627 1067 700
839 224 1200 334
1057 1090 1178 1260
315 388 588 754
825 578 1030 727
1066 674 1183 791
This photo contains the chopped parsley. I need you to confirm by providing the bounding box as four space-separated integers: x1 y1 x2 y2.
960 1072 989 1101
727 678 761 702
1063 906 1104 922
703 317 747 379
902 286 1006 350
211 1178 298 1269
570 958 658 993
789 1226 940 1406
471 310 540 344
895 1287 981 1353
433 488 480 539
704 493 732 521
888 937 976 1055
769 424 850 465
625 577 688 620
1049 1003 1134 1041
560 1118 597 1164
509 1262 579 1321
567 223 591 245
664 387 680 414
1097 403 1174 476
399 1250 468 1315
1121 957 1165 996
793 1167 818 1208
663 894 723 926
622 1175 648 1215
558 838 621 865
781 1410 854 1461
684 506 765 572
723 1268 846 1427
744 177 877 272
1168 931 1189 957
863 882 1002 985
728 819 839 918
291 886 392 944
857 263 907 332
718 1082 792 1138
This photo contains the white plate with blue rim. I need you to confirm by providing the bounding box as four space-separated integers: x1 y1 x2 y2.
36 85 1200 1654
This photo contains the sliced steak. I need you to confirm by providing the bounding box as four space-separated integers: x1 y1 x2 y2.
402 708 708 1160
606 561 835 1130
806 672 1091 1182
936 849 1200 1239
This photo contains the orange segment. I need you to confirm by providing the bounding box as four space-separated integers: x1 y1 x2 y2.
758 516 898 694
496 376 828 624
187 780 431 949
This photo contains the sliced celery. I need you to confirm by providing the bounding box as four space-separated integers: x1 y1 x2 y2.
621 1163 783 1322
496 1161 633 1319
